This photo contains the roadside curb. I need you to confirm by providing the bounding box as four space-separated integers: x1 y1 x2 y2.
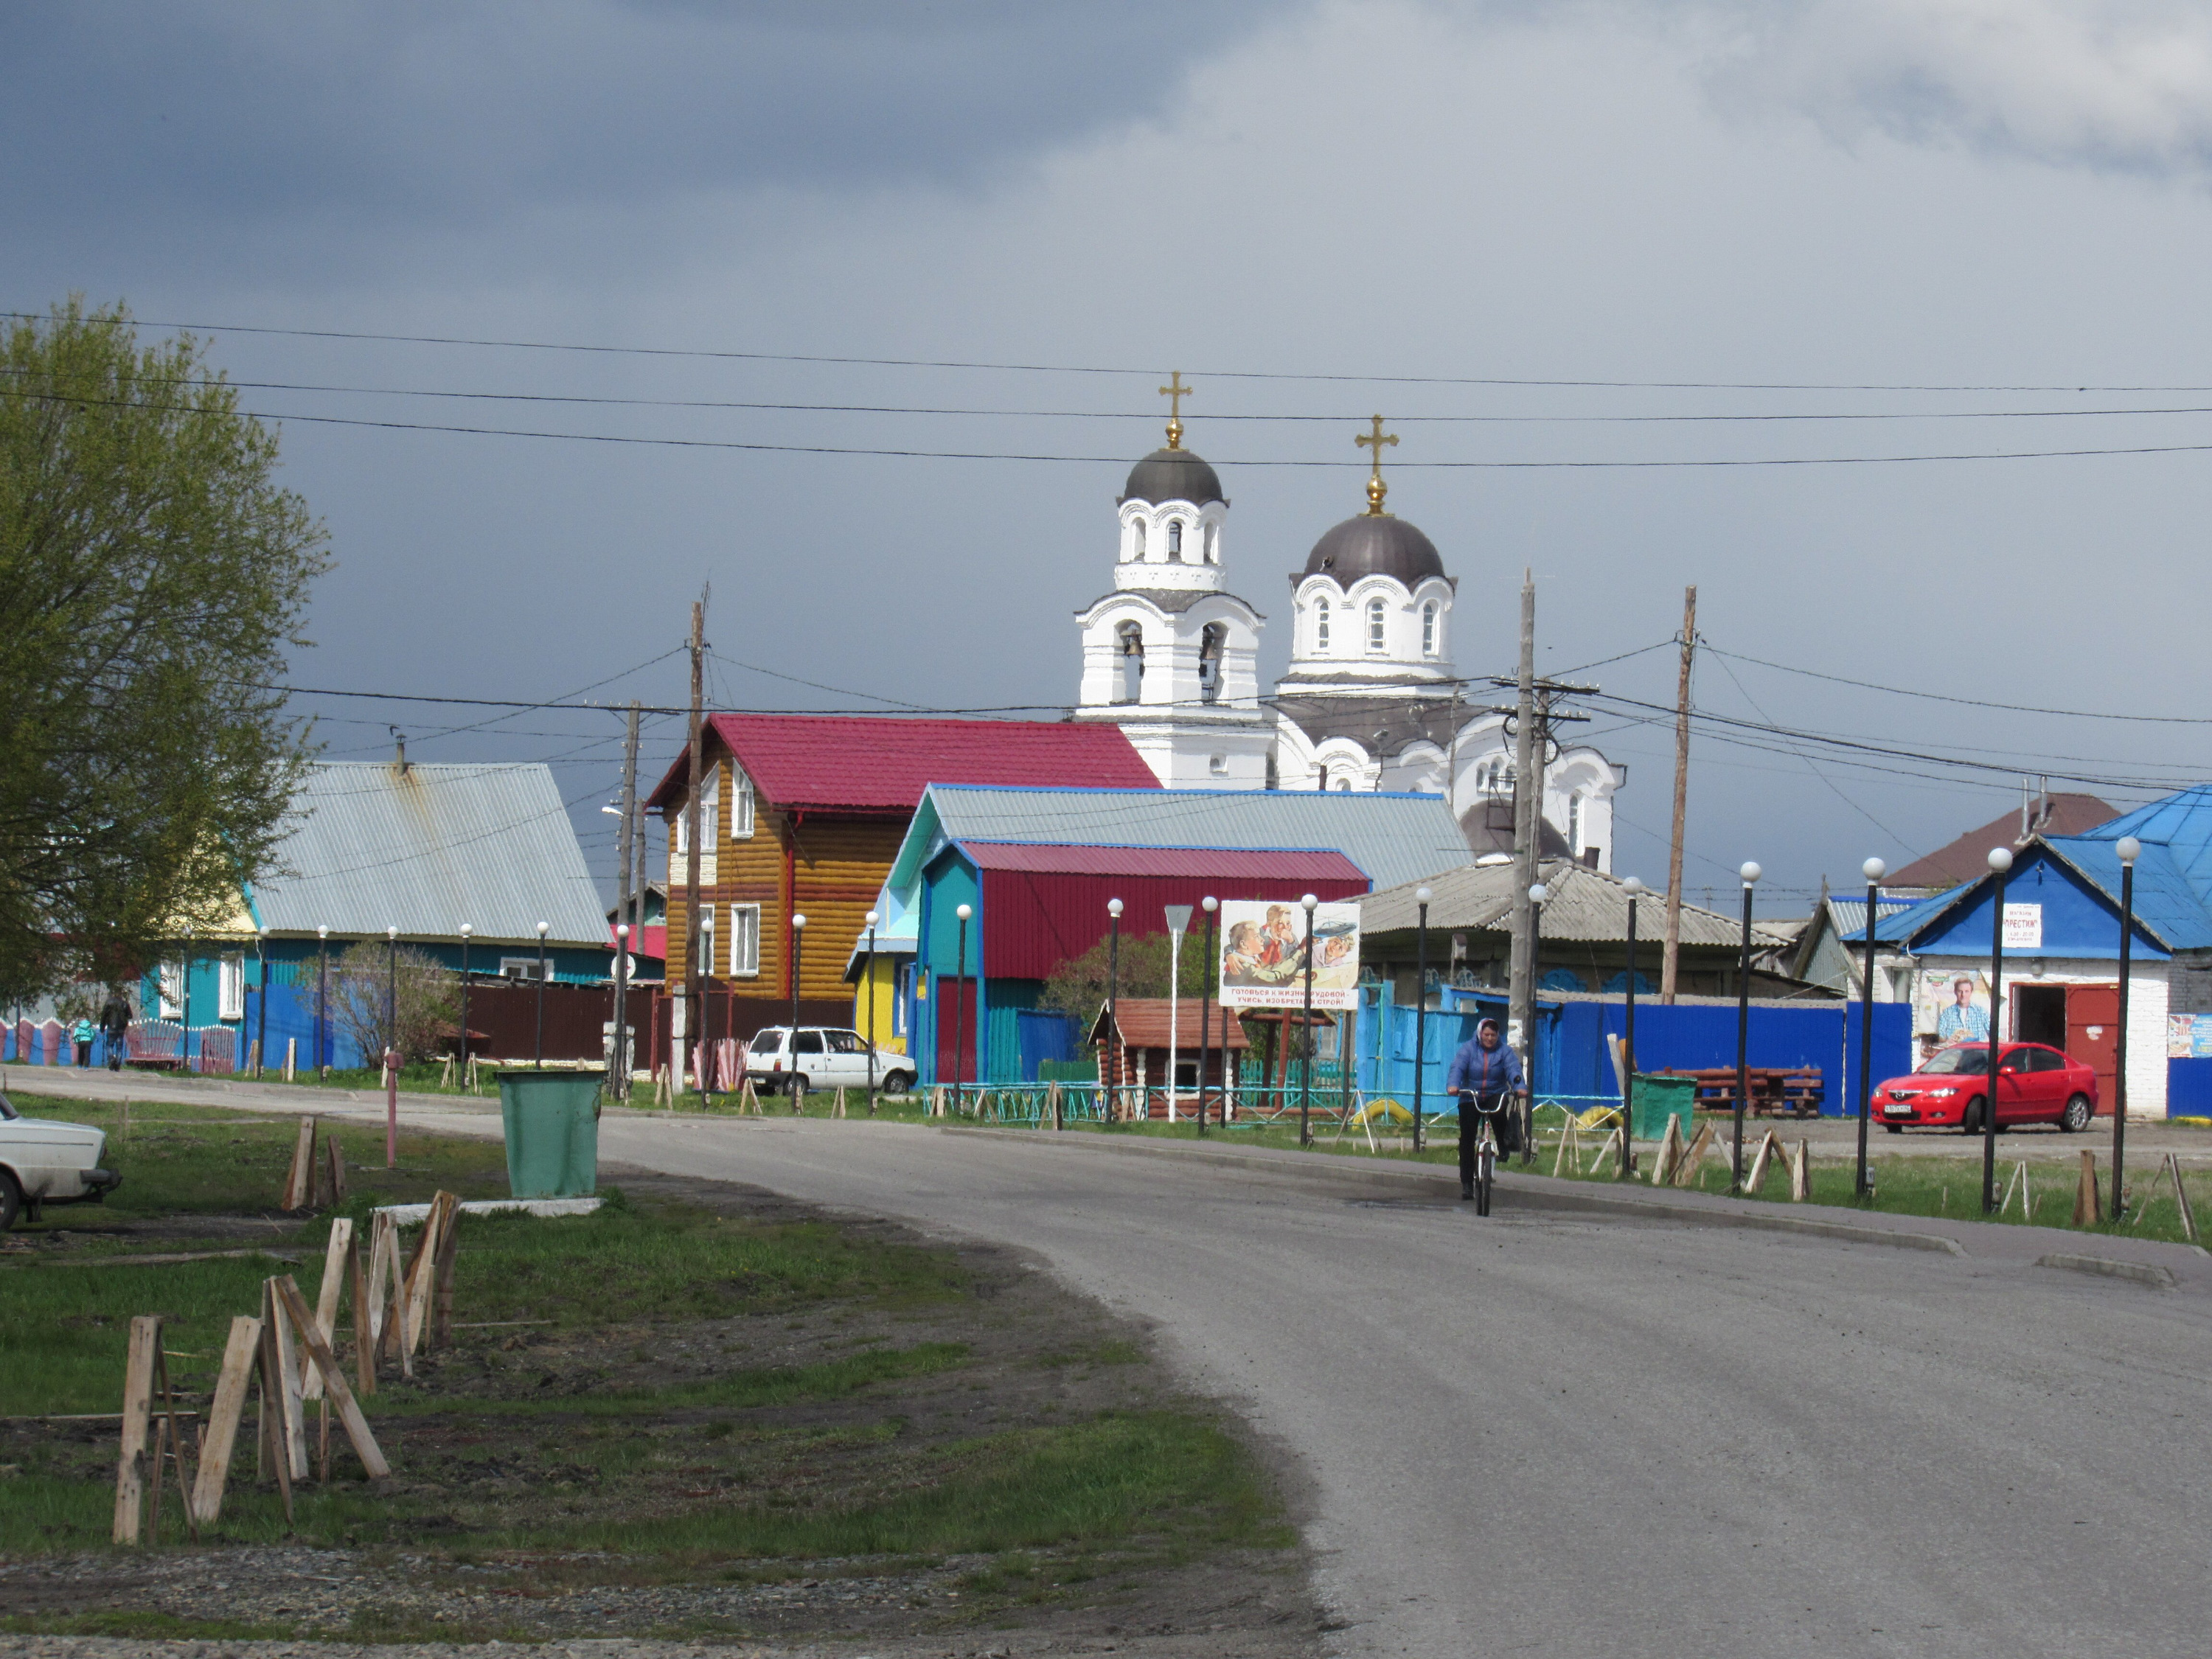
2035 1252 2178 1288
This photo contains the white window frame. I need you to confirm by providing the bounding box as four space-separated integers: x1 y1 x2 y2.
732 768 755 840
1315 599 1331 652
157 960 182 1020
1366 597 1388 653
700 765 720 858
1567 791 1585 854
728 902 761 977
1422 600 1439 656
1167 519 1183 559
498 956 546 982
218 953 245 1020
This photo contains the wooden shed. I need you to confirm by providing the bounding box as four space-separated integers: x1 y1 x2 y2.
1088 997 1256 1121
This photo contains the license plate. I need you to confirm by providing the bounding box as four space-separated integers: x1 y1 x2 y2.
1883 1102 1913 1115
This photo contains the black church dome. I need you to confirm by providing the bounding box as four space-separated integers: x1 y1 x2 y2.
1121 448 1224 507
1301 514 1446 585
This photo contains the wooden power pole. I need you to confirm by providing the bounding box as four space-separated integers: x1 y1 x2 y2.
1661 585 1697 1004
613 700 639 1099
682 597 705 1090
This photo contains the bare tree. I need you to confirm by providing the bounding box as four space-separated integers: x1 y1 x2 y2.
330 940 458 1065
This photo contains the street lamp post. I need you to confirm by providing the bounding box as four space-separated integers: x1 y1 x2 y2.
1733 863 1761 1192
1621 877 1644 1178
315 925 329 1078
1857 859 1885 1199
1413 886 1433 1156
863 910 880 1117
953 905 971 1113
2113 835 2141 1219
611 924 628 1093
181 924 195 1075
1298 894 1318 1147
459 924 473 1090
1198 897 1217 1136
1983 846 2013 1213
254 928 269 1078
1526 883 1549 1165
1164 905 1192 1124
535 920 550 1068
1106 898 1123 1119
790 913 807 1111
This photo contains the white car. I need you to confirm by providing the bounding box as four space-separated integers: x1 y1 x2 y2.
747 1027 914 1096
0 1093 121 1228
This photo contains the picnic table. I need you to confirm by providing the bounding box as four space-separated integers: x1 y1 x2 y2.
1658 1065 1823 1119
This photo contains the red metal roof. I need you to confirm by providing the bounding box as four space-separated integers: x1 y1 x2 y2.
960 842 1369 883
646 715 1157 813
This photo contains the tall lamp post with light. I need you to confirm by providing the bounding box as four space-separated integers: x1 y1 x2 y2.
1297 894 1318 1147
1197 897 1217 1135
254 927 269 1078
1106 898 1124 1118
459 924 473 1088
1621 877 1644 1178
1732 863 1760 1192
1526 882 1549 1165
951 905 970 1113
2113 835 2141 1218
315 925 330 1077
863 910 880 1116
181 923 195 1074
1856 859 1885 1198
611 924 630 1093
1982 846 2013 1213
1413 886 1433 1155
534 920 550 1068
1164 905 1192 1123
384 924 399 1169
790 913 807 1109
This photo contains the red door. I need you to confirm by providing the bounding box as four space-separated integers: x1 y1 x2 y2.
2065 984 2119 1116
933 977 978 1088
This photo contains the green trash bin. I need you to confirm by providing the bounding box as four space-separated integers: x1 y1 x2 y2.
496 1068 605 1197
1630 1074 1698 1143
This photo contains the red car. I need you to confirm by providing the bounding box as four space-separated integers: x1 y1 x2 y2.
1874 1042 2098 1134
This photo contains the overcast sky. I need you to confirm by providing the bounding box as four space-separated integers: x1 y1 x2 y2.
9 0 2212 916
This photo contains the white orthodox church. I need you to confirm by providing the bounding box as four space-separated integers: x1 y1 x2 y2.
1073 402 1624 870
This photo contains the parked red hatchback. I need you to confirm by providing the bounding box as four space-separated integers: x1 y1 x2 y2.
1874 1042 2098 1134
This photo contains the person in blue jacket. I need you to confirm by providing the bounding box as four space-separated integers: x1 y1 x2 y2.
1445 1018 1527 1199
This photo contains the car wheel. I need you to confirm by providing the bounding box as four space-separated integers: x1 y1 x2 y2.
2061 1093 2094 1133
0 1169 20 1232
885 1071 914 1094
1961 1096 1985 1135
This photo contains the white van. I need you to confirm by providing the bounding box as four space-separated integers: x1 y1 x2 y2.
747 1027 914 1096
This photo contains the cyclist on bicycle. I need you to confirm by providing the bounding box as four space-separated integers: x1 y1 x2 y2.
1446 1018 1527 1202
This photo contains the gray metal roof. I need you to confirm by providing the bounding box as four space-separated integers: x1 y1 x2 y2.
246 763 606 947
1362 858 1792 948
891 786 1472 895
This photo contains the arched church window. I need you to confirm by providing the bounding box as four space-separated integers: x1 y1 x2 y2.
1422 601 1439 657
1203 524 1217 563
1315 599 1331 653
1366 597 1387 653
1333 775 1353 790
1478 757 1515 799
1116 622 1144 703
1198 622 1226 704
1167 521 1183 560
1567 791 1585 854
1132 518 1147 559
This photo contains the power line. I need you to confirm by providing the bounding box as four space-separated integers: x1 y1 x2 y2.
11 311 2206 395
1705 644 2212 726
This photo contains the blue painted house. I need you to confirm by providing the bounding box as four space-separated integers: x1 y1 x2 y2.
140 760 612 1071
1850 784 2212 1118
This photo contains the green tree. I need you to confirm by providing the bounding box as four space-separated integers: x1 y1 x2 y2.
330 941 460 1065
1040 929 1216 1022
0 300 328 1000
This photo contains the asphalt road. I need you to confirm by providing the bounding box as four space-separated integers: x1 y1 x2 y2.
13 1071 2212 1658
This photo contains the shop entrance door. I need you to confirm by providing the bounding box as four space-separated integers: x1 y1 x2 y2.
2065 982 2120 1116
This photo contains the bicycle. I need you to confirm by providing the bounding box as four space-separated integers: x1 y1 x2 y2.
1461 1089 1517 1216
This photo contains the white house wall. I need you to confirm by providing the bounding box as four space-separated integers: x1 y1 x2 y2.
1914 953 2168 1119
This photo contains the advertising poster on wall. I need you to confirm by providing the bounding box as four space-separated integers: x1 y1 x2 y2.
1217 900 1362 1011
1917 968 1992 1047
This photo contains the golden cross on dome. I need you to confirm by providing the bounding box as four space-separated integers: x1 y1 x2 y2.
1158 372 1192 450
1356 414 1398 515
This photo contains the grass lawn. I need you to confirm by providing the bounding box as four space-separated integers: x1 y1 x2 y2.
0 1097 1295 1644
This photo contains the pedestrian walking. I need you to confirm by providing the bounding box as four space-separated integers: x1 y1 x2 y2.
71 1014 95 1068
1445 1017 1527 1201
100 990 132 1071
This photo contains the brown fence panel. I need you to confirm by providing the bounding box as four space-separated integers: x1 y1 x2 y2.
462 981 658 1063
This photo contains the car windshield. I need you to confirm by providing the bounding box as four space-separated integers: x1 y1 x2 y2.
1918 1047 1992 1076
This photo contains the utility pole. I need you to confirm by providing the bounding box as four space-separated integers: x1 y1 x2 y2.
1661 585 1697 1004
613 700 639 1100
1508 573 1539 1084
683 595 706 1094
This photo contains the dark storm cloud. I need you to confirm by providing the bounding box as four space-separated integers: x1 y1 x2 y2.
0 1 1287 261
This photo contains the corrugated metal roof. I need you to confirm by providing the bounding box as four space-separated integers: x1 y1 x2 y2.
1361 859 1789 947
1826 895 1921 936
891 787 1471 894
247 763 606 946
959 841 1370 883
645 715 1158 813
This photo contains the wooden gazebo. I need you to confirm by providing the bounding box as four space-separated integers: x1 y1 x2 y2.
1088 998 1253 1121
